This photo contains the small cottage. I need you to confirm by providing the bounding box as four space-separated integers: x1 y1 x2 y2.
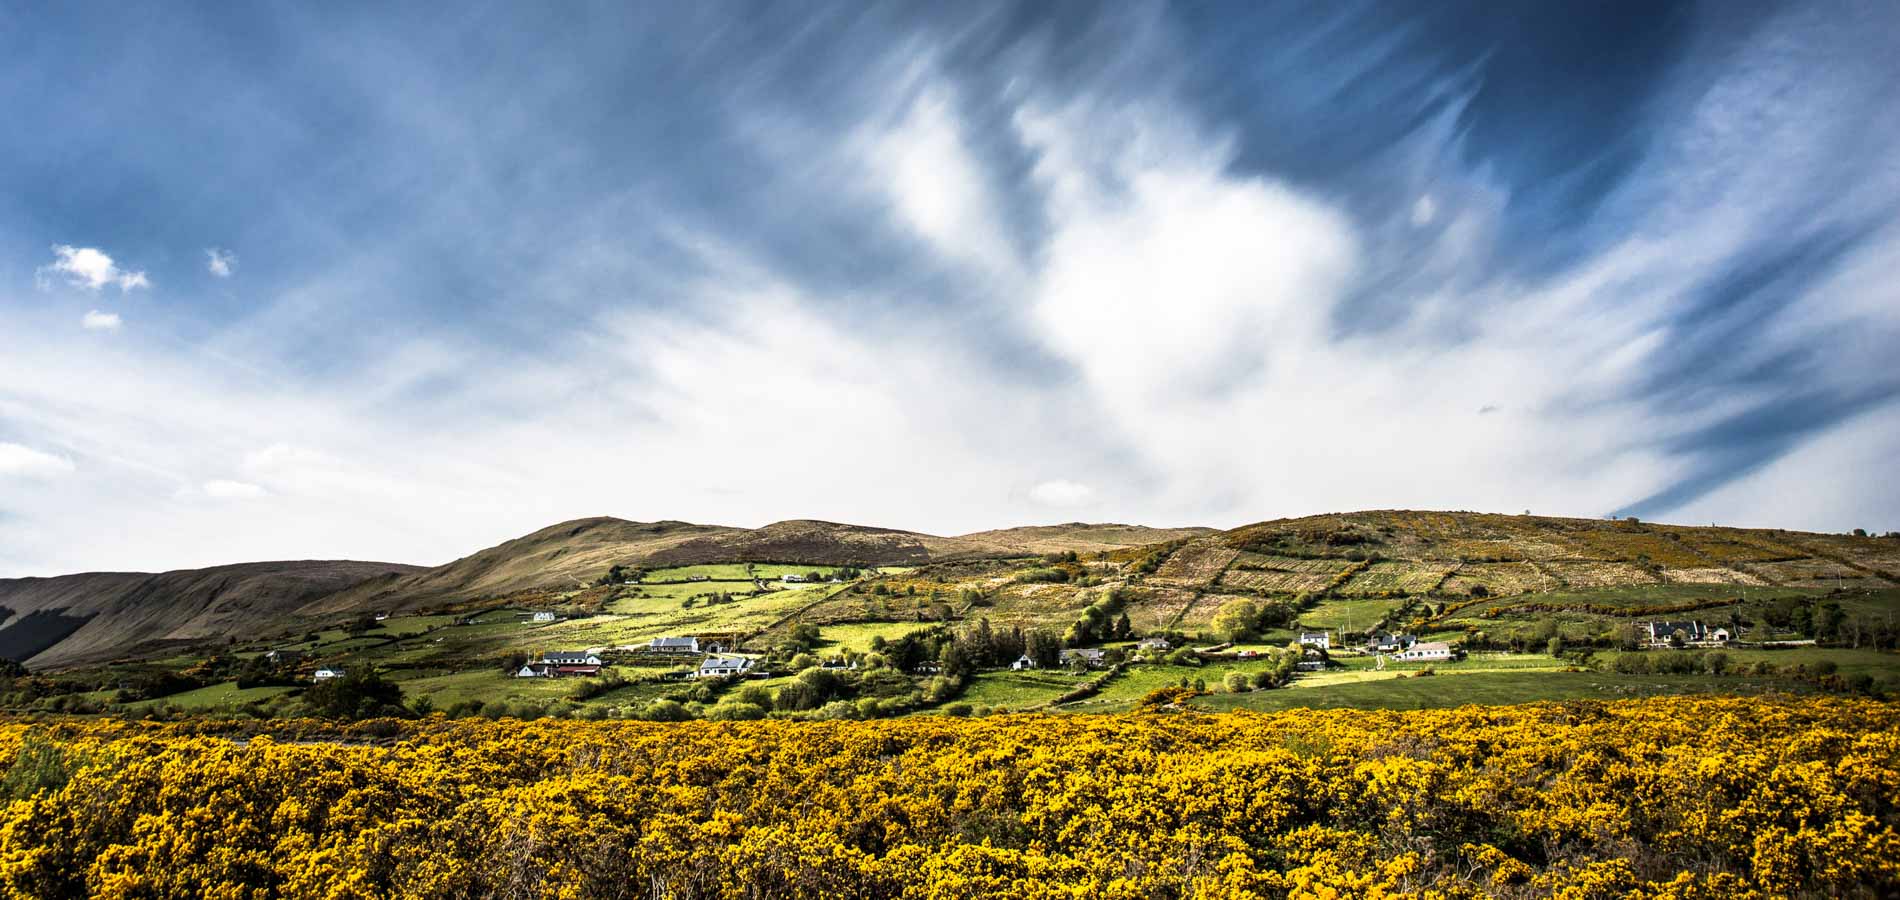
1061 648 1108 668
695 656 755 679
1010 654 1038 671
543 651 603 666
1396 641 1453 662
313 668 346 681
647 636 700 655
1298 631 1331 650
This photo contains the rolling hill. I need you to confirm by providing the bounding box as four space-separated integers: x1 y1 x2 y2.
299 517 1212 617
8 510 1895 672
0 560 425 669
1 518 1209 668
777 510 1900 648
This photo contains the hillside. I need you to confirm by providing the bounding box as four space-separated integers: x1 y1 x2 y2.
778 510 1900 649
0 560 424 669
301 517 1209 616
12 510 1897 675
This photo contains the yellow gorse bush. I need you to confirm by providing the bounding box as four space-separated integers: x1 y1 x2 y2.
0 696 1894 899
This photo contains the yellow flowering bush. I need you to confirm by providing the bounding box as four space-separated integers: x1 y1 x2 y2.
0 696 1894 898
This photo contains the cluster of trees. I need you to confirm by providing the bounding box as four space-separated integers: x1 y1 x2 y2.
593 564 646 586
1065 588 1133 646
1208 596 1299 642
300 666 406 719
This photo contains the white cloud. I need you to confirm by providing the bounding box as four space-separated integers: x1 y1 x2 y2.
1411 194 1437 227
37 245 149 292
1029 479 1095 507
0 443 75 478
80 310 122 330
200 479 268 499
862 85 1020 279
206 247 236 278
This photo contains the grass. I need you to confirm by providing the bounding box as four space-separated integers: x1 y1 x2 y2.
125 681 298 711
645 564 846 582
1594 646 1900 679
814 622 931 654
958 670 1091 710
1300 596 1412 631
1188 671 1822 712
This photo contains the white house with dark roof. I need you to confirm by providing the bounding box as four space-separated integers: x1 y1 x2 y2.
1061 648 1109 668
694 655 755 679
1643 621 1711 645
647 636 700 654
1298 631 1331 650
543 651 602 666
1395 641 1453 661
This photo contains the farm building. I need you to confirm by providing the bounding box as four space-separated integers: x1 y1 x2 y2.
647 636 700 654
530 611 560 623
313 668 345 681
516 663 553 678
266 649 304 666
1298 631 1331 650
1137 637 1173 652
543 651 603 666
1643 621 1712 645
1010 654 1038 671
1363 632 1415 653
695 656 755 679
781 573 806 583
1395 642 1454 662
1061 648 1108 668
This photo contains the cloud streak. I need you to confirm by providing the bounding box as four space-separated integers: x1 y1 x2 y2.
0 2 1893 575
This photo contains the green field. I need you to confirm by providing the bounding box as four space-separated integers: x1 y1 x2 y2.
958 670 1091 710
813 621 932 654
1189 671 1824 712
1298 596 1413 630
127 681 299 711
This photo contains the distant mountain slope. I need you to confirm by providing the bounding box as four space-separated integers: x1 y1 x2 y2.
300 518 739 615
1148 510 1900 597
0 560 425 668
302 518 1208 616
953 523 1216 556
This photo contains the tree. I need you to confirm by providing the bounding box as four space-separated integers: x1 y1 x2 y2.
1223 672 1251 693
1546 636 1564 657
1211 598 1262 643
1114 612 1133 640
1024 630 1062 669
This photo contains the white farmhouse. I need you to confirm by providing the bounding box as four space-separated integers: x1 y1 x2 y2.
313 668 346 681
1298 631 1331 651
695 655 755 679
1395 641 1453 662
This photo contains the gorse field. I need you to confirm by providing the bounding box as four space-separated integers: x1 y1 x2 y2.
0 697 1895 898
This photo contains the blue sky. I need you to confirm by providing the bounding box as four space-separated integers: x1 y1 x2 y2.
3 1 1897 575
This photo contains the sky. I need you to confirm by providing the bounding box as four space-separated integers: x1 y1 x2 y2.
3 1 1898 576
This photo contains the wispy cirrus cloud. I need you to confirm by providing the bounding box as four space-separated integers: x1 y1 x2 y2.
0 2 1894 576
